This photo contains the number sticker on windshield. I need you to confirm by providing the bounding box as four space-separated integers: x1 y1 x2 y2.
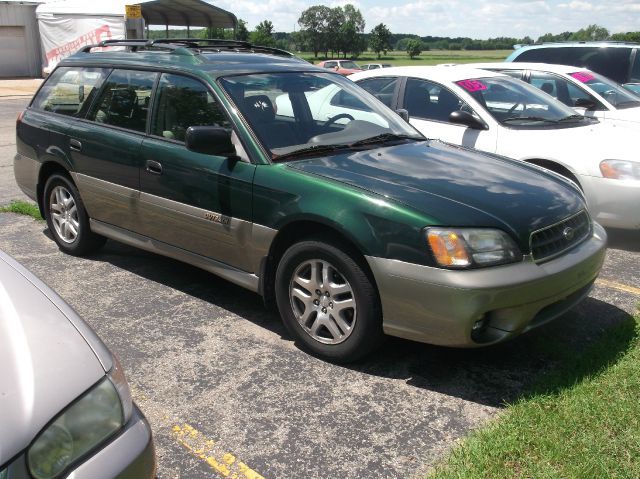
570 72 595 83
456 79 488 92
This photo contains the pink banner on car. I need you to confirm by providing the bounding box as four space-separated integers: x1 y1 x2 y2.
570 72 595 83
456 79 488 92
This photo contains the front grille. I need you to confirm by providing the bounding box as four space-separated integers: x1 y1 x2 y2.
530 210 591 262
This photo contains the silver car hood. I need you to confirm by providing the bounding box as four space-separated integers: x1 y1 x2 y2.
0 251 112 464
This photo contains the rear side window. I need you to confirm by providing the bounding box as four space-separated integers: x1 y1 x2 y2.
403 78 469 123
32 67 109 117
88 69 157 133
516 47 632 83
529 71 603 110
150 73 231 142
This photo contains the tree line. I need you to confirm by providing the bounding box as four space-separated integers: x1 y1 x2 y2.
148 20 640 59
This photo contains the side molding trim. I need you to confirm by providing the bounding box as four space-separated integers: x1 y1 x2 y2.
90 219 261 293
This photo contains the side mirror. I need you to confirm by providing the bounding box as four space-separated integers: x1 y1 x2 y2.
449 110 487 130
574 97 597 110
185 126 236 157
395 109 410 122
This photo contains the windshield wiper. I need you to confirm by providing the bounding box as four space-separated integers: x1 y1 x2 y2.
272 143 351 161
558 114 589 122
615 100 640 109
348 133 423 147
501 116 559 124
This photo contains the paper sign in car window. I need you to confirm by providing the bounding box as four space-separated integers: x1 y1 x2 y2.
457 79 488 92
570 72 595 83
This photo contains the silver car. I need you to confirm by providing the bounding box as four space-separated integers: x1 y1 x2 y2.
0 250 155 478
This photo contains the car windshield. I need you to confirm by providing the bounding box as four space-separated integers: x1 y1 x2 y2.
457 76 591 126
340 61 360 69
569 71 640 109
220 72 424 160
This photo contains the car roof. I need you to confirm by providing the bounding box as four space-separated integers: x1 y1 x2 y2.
514 41 640 51
464 62 590 75
349 65 508 83
62 39 319 78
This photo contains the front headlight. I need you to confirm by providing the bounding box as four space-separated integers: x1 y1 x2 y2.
426 227 521 268
600 160 640 180
27 356 132 479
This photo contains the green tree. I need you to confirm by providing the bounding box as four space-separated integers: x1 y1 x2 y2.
369 23 392 59
298 5 332 58
250 20 275 46
610 31 640 42
571 24 610 41
326 7 345 57
406 38 422 58
236 19 249 42
337 4 365 58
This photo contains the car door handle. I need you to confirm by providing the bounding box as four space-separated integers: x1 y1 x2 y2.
145 160 163 175
69 139 82 152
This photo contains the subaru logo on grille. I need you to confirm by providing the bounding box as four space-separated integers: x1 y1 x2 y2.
563 226 575 241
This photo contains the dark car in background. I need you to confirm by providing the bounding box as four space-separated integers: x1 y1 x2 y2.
506 42 640 93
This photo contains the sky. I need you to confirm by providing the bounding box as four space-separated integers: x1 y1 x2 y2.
211 0 640 40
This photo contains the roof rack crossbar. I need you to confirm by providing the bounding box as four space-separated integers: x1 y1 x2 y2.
77 38 295 58
152 38 252 48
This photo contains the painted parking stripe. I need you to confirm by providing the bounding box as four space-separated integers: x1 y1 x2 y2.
596 278 640 297
173 423 266 479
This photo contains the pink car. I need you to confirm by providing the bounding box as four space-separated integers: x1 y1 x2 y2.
317 60 362 76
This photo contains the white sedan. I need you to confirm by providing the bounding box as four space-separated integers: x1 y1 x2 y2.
350 66 640 230
466 62 640 126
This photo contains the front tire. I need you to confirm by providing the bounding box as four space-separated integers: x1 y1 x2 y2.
43 173 106 256
275 240 383 362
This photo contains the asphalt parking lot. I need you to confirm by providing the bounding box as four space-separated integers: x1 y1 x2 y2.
1 93 639 478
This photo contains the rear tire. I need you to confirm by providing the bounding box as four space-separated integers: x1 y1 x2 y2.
275 239 384 363
43 173 106 256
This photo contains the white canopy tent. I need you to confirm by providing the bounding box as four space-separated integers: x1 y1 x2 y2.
36 0 236 72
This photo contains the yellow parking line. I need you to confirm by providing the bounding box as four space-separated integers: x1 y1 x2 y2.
596 278 640 297
173 424 266 479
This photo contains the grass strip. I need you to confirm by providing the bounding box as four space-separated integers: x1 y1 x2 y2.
429 314 640 479
0 200 43 221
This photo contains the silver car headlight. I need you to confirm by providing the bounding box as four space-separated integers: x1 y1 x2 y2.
27 356 132 479
600 160 640 180
426 227 522 268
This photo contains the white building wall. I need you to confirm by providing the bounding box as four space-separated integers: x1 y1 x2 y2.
0 2 42 77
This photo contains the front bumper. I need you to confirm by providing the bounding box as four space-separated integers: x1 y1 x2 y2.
366 222 607 347
580 175 640 230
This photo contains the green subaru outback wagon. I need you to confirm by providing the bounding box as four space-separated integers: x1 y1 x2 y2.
15 39 607 362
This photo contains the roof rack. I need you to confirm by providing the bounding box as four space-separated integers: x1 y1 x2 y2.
537 40 640 46
79 38 295 58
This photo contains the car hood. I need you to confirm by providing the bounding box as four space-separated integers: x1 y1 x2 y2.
287 140 584 249
0 252 108 464
604 106 640 123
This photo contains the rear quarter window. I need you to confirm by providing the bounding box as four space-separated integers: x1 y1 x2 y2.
32 67 110 117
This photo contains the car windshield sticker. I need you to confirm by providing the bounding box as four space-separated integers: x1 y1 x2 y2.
570 72 595 83
457 79 488 92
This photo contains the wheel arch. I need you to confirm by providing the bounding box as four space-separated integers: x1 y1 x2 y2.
524 158 582 189
36 161 73 218
259 218 378 309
